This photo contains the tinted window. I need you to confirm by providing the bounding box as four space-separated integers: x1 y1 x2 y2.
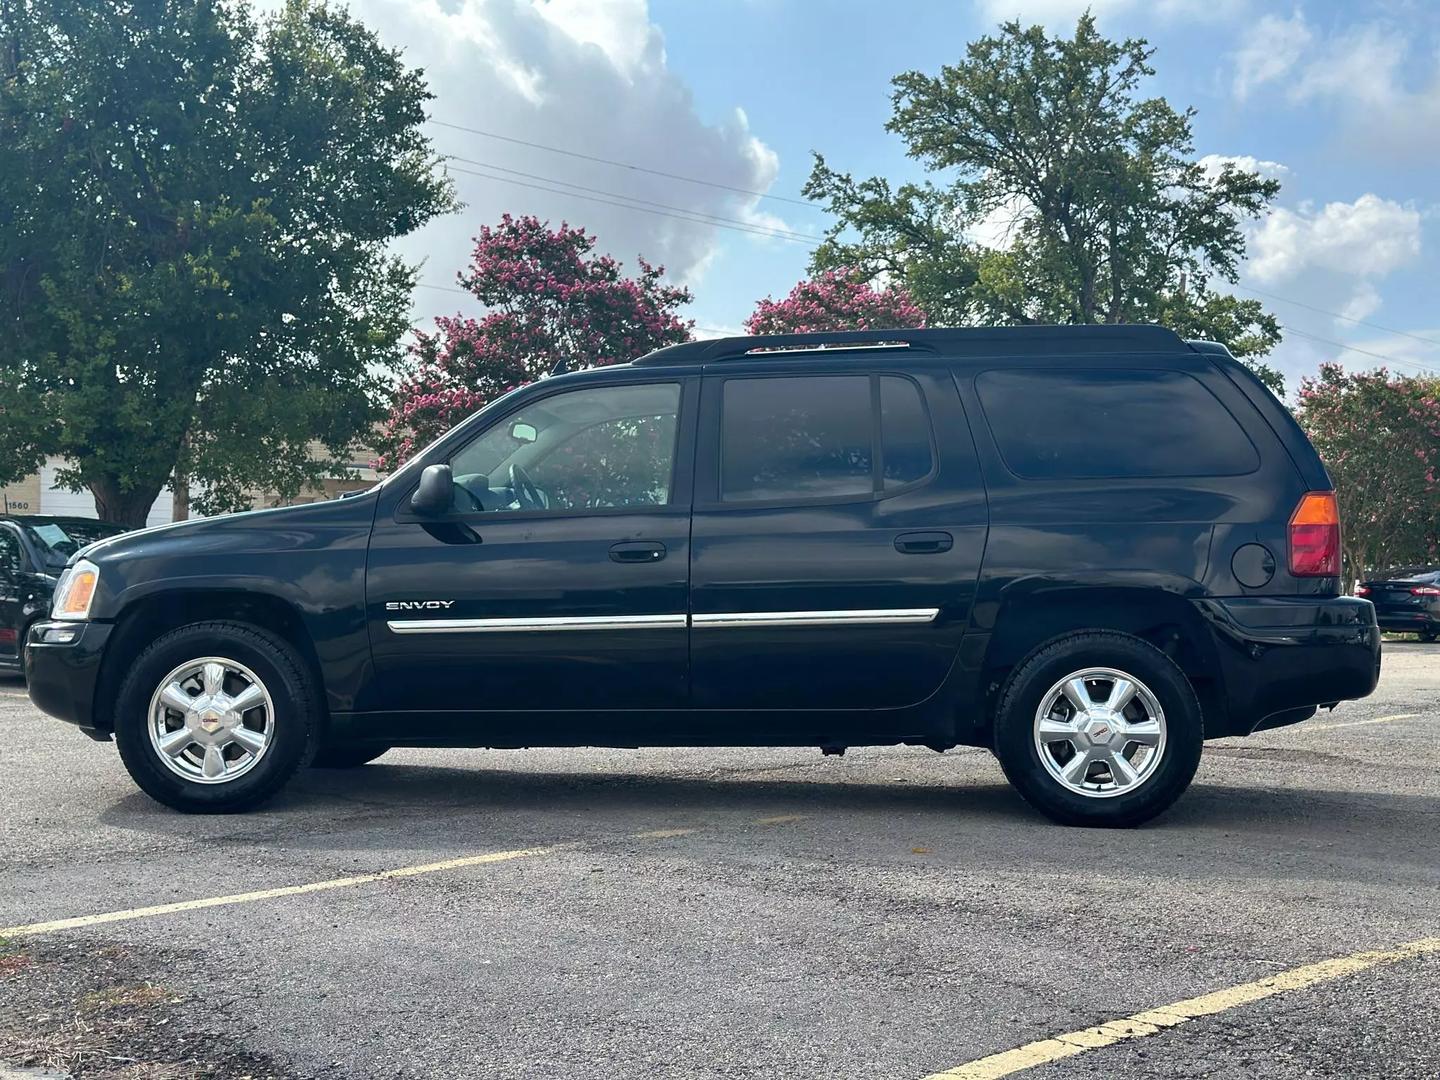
448 382 680 513
24 521 123 570
0 529 21 575
880 376 933 488
976 369 1259 479
722 376 873 501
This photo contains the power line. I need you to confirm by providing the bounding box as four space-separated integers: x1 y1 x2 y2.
442 163 820 247
1280 325 1437 374
439 154 819 243
416 282 733 335
428 117 819 211
1239 284 1440 350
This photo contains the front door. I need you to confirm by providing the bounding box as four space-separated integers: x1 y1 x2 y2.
688 365 986 721
366 378 696 727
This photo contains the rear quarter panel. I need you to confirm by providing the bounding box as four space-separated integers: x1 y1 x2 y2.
953 352 1317 627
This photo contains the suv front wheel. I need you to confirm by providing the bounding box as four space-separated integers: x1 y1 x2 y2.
114 621 320 813
992 631 1203 828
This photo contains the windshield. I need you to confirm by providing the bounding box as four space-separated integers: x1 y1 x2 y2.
24 521 125 569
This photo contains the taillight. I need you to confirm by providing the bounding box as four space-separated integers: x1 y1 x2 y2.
1413 586 1440 597
1356 585 1371 597
1288 491 1341 577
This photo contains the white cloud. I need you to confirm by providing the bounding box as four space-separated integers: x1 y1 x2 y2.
1249 194 1422 283
1196 154 1290 182
1230 13 1440 162
968 194 1033 250
1231 11 1312 101
251 0 788 300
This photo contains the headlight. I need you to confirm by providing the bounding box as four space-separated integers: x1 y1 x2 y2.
52 559 100 620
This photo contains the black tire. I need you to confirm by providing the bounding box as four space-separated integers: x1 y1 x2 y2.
991 630 1204 828
1419 630 1437 644
114 621 320 813
310 743 390 769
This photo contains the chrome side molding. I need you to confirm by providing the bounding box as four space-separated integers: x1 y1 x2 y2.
386 614 688 635
387 608 940 634
691 608 940 628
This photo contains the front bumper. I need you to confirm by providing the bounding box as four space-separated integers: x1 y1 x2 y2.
1194 597 1380 738
25 620 113 737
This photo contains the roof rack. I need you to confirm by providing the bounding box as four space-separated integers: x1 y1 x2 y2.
632 324 1191 366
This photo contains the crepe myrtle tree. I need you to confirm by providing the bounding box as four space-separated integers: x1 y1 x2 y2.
1294 364 1440 586
0 0 456 526
744 270 927 335
378 215 693 465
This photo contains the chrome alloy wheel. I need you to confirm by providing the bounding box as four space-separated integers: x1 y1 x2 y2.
147 657 275 784
1033 667 1167 799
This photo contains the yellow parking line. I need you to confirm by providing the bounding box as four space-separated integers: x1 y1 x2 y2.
0 845 555 938
919 937 1440 1080
1305 712 1419 733
1 816 810 939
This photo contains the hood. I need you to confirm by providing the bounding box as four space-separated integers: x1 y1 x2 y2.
77 492 380 566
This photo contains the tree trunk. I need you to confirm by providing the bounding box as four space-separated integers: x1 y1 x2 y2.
173 431 190 522
172 472 189 521
89 477 164 530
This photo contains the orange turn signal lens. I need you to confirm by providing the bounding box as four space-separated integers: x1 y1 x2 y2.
53 561 99 619
1290 491 1340 526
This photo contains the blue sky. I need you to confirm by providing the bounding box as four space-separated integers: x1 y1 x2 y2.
290 0 1440 394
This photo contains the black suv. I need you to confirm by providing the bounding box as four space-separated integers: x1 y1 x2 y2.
27 327 1380 826
0 515 125 675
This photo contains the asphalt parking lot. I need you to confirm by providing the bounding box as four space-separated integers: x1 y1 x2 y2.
1 644 1436 1080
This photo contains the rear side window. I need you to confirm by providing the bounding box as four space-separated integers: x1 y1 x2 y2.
975 369 1259 479
719 374 936 502
722 376 873 501
880 375 933 488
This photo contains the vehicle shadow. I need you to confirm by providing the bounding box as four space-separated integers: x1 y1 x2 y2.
97 756 1440 884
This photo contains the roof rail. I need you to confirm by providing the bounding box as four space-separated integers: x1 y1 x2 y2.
631 324 1191 366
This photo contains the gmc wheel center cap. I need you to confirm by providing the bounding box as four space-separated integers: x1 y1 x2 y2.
1082 714 1118 744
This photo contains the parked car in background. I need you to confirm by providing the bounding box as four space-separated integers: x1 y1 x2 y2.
0 516 126 674
1359 568 1440 642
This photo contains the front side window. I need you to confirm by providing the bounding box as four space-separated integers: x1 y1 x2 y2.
447 382 681 514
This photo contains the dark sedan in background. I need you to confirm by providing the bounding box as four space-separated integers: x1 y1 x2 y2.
1359 568 1440 642
0 515 126 674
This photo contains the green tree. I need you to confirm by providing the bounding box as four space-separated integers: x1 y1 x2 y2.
0 0 455 526
804 14 1285 392
1294 365 1440 587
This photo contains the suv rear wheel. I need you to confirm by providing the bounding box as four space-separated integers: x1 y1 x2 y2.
992 631 1203 828
114 621 320 813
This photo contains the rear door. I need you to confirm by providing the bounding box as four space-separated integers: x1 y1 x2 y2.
688 361 986 722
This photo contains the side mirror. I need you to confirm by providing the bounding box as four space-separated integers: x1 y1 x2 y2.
410 464 454 516
510 421 537 444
